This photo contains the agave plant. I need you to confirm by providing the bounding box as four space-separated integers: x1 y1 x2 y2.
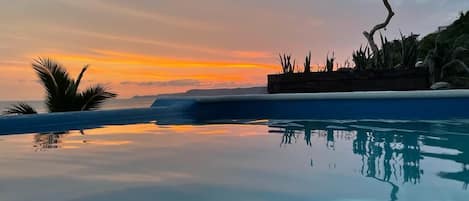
279 53 296 74
4 58 117 115
326 52 335 72
400 33 419 69
377 33 394 69
354 33 419 71
353 46 373 71
304 51 312 73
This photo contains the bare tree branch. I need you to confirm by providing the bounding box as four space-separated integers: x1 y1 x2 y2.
363 0 395 56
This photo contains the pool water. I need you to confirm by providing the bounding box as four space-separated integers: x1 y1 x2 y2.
0 120 468 201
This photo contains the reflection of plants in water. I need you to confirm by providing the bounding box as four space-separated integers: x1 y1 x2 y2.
274 125 424 201
275 121 469 194
439 166 469 190
304 128 312 147
422 134 469 190
318 129 356 150
278 127 355 149
280 128 297 147
353 131 423 201
353 131 423 185
276 126 424 185
33 132 66 151
326 129 335 150
33 130 85 151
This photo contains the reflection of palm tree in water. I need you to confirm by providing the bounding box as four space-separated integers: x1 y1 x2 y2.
33 129 87 151
34 132 66 151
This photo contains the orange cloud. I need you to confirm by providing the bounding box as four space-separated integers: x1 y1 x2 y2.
32 49 276 82
75 49 276 69
231 51 274 59
50 26 274 61
22 49 274 98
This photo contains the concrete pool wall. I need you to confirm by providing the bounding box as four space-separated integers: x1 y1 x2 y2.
152 90 469 120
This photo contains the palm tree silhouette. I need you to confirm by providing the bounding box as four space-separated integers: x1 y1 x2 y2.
4 103 38 114
4 58 116 114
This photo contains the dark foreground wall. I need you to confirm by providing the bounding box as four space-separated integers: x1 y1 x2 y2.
268 68 430 93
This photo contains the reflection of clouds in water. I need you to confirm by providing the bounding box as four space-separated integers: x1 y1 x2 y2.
31 123 270 151
0 120 467 201
161 124 269 136
75 172 194 183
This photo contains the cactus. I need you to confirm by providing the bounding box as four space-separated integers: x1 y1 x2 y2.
304 51 312 73
326 52 335 72
279 53 296 74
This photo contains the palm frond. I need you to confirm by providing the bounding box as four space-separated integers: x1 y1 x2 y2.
66 65 89 102
33 58 76 112
3 103 38 115
79 85 117 111
73 65 89 93
31 58 117 112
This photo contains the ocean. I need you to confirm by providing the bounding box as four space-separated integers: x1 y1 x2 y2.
0 97 156 113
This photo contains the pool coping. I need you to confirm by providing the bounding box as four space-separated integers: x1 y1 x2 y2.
153 89 469 104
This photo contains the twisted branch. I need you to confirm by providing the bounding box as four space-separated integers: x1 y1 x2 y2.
363 0 395 56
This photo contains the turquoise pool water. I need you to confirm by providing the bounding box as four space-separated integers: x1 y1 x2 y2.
0 120 468 201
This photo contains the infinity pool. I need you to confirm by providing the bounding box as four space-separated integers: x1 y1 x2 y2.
0 120 468 201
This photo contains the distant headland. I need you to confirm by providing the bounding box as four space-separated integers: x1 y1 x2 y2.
132 87 267 99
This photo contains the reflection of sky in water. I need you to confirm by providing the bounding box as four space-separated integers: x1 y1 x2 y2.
0 121 468 201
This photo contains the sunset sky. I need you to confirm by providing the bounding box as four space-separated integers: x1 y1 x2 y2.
1 0 468 100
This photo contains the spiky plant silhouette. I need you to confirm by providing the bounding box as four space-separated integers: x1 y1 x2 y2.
3 103 37 115
279 53 296 74
4 58 116 115
304 51 312 73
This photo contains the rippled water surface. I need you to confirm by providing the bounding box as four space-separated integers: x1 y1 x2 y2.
1 120 468 201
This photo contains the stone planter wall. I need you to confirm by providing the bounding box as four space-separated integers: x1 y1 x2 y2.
267 68 430 93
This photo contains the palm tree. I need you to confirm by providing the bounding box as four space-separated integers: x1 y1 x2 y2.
3 58 116 115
